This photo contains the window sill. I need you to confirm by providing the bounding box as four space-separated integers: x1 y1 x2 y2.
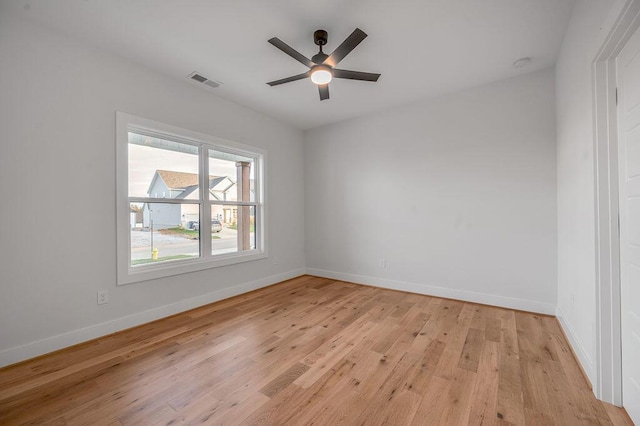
117 250 267 286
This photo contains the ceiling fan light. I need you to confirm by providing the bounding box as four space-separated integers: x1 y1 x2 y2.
310 66 332 85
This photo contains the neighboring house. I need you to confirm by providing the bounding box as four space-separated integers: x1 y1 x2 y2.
129 205 143 229
142 170 238 229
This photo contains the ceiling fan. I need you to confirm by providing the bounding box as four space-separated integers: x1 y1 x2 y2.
266 28 381 101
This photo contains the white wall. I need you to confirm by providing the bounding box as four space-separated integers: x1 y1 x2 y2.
305 69 558 314
555 0 620 385
0 13 305 366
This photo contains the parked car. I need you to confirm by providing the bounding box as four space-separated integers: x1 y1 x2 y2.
192 220 222 233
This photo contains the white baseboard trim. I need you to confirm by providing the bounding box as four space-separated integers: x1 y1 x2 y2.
0 268 306 368
305 268 557 315
556 306 596 385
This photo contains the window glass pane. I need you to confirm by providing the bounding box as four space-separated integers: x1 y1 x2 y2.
130 202 200 267
129 132 200 199
208 149 255 202
212 205 256 255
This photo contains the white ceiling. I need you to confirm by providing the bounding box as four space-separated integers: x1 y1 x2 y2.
3 0 576 130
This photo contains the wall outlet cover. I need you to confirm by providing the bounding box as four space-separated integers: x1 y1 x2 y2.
97 290 109 305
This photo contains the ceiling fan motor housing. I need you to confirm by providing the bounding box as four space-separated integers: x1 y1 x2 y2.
314 30 328 46
312 52 329 64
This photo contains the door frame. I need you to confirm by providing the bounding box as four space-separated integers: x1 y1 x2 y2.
593 0 640 405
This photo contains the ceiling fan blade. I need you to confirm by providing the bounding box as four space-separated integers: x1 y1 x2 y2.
333 69 381 82
268 37 314 68
319 84 329 100
324 28 368 68
266 72 310 86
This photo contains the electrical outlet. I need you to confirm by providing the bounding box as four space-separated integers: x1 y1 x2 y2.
97 290 109 305
379 259 386 268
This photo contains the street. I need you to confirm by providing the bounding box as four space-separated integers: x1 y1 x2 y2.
130 226 251 262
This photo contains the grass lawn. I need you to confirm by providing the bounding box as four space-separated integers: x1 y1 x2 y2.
132 254 197 266
159 227 199 238
227 224 255 232
158 228 222 239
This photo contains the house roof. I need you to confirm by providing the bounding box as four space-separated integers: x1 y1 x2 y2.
155 170 232 189
156 170 201 190
149 170 238 198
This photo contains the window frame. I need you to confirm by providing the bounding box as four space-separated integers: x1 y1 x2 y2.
116 112 267 285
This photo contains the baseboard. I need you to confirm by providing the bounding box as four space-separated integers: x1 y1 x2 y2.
305 268 557 315
556 306 596 386
0 268 306 368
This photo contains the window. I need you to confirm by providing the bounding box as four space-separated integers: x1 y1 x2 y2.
116 112 265 285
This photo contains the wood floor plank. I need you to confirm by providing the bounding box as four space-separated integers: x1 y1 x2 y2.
485 317 502 343
410 375 452 425
295 320 377 389
259 362 310 398
368 389 422 426
0 377 102 425
457 327 484 372
404 338 447 395
166 357 255 411
282 364 361 425
0 275 630 425
467 340 499 425
438 367 478 425
603 401 635 426
496 310 526 425
257 358 358 425
352 351 423 425
174 334 246 371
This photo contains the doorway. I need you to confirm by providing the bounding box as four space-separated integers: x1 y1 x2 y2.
593 0 640 419
616 20 640 423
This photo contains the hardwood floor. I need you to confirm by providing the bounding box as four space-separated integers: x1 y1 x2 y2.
0 275 633 425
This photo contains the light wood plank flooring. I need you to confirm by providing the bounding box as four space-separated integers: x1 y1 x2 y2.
0 275 633 425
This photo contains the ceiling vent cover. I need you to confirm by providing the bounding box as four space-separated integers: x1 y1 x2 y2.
188 72 221 88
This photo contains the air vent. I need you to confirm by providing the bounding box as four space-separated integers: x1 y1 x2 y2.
190 73 207 83
188 72 222 88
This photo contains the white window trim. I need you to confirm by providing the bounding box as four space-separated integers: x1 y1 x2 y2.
116 111 267 285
